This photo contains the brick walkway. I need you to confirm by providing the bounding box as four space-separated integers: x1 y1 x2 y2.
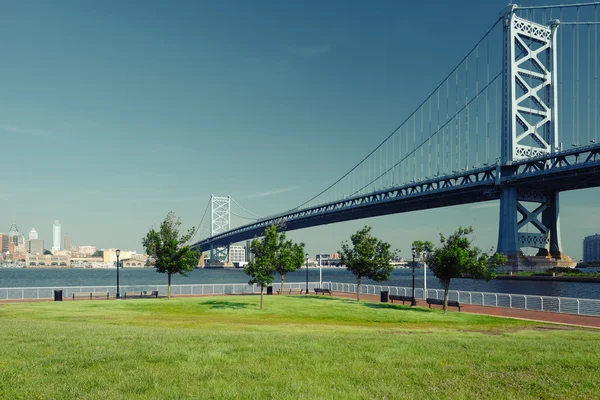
330 291 600 329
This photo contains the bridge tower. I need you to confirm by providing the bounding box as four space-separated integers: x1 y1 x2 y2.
497 6 572 268
210 195 230 264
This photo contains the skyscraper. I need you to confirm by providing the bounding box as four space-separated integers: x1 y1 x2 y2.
64 232 71 252
29 229 38 240
583 234 600 263
52 220 61 251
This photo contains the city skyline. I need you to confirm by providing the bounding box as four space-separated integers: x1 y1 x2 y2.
0 0 598 260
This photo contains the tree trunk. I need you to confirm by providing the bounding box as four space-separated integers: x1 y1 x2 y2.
357 279 361 302
443 280 450 313
168 273 172 300
260 286 264 310
281 274 285 295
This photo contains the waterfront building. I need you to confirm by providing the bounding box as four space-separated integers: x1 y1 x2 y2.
25 253 70 267
29 228 38 240
64 232 72 252
103 248 136 264
583 234 600 263
52 220 61 251
27 239 44 254
229 245 246 264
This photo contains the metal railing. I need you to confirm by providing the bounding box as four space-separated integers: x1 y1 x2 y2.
3 281 598 318
323 282 600 317
0 281 322 301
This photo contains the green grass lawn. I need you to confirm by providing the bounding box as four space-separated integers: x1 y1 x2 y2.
0 295 599 399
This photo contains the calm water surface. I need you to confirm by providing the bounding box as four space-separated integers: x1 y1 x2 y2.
1 267 599 300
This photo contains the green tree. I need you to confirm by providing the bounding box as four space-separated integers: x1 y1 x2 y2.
275 232 305 295
339 226 394 302
142 212 198 299
244 225 278 310
43 249 52 255
424 226 506 313
92 250 104 258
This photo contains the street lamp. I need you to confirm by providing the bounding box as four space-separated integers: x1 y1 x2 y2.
116 249 121 299
411 247 417 307
305 253 309 295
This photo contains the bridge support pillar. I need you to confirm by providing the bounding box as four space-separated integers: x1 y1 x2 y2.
497 186 519 256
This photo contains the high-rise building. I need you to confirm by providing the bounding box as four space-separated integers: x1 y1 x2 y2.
583 234 600 263
27 239 44 255
52 220 61 251
64 232 71 252
8 223 21 246
228 245 246 264
29 228 38 240
0 234 9 253
78 245 96 255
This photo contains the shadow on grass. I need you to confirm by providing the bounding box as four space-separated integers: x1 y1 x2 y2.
363 303 432 312
202 300 251 309
295 296 339 301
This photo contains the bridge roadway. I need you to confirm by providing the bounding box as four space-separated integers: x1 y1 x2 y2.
191 143 600 251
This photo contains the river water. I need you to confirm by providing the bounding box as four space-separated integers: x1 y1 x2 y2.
1 267 599 300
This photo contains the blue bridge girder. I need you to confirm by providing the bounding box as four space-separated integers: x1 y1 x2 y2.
191 144 600 252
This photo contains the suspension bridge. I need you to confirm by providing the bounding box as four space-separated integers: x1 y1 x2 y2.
190 3 600 270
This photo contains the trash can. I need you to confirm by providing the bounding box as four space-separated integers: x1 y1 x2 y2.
380 290 389 303
54 290 63 302
266 286 273 295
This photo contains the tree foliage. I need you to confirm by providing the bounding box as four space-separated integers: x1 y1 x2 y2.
424 226 505 312
245 225 278 310
274 232 305 295
142 212 198 299
43 249 52 255
339 226 394 302
92 250 104 258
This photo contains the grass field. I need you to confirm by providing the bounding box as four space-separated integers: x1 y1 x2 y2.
0 295 599 399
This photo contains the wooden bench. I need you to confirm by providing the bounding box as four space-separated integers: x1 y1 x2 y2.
72 292 109 301
314 288 332 296
123 290 159 299
426 298 461 311
389 294 414 304
276 288 304 295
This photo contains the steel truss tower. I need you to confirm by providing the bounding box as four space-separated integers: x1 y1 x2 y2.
210 195 230 263
498 6 563 260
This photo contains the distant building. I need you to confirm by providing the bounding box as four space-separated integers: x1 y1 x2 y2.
25 253 70 267
52 220 61 251
583 234 600 263
29 228 38 240
78 245 96 255
0 234 9 253
229 245 246 264
103 248 136 264
64 232 72 252
27 239 44 255
8 223 23 247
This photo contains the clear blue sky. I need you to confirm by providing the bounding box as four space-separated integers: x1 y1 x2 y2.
1 0 597 260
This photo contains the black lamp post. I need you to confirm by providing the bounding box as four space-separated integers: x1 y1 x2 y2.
116 249 121 299
305 253 309 295
411 247 417 306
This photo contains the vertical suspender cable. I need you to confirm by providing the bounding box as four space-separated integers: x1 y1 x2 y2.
420 107 424 179
486 34 490 164
429 97 432 177
573 15 577 146
437 88 440 175
475 44 480 167
446 79 449 174
456 69 459 171
496 78 499 161
576 7 581 147
594 6 600 140
589 22 592 144
413 115 416 180
465 56 469 169
560 8 564 147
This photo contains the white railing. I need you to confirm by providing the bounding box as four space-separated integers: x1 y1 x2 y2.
323 282 600 317
0 281 322 301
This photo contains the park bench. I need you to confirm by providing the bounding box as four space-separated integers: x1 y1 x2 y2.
72 292 109 301
389 294 414 305
277 288 304 295
314 288 332 296
123 290 159 299
426 298 461 311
